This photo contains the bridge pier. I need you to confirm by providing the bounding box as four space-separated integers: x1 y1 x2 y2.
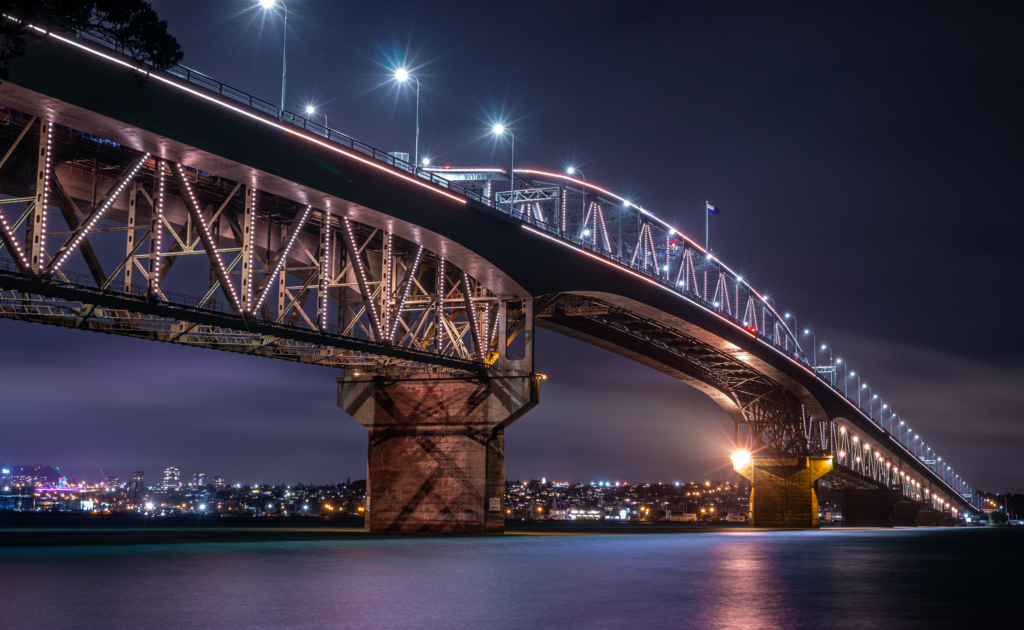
338 374 539 533
734 456 833 528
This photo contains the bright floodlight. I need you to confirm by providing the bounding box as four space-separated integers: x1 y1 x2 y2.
305 105 315 114
260 0 276 8
731 450 751 468
395 68 409 82
422 157 430 165
567 167 575 174
492 123 505 135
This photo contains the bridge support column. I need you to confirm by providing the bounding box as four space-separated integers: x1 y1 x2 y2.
734 456 833 528
338 374 539 533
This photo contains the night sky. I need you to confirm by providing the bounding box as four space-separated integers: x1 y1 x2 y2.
2 1 1021 492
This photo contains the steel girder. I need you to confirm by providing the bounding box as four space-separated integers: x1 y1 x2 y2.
0 108 534 378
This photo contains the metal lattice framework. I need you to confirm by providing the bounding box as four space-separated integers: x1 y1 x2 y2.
537 294 965 516
0 111 534 378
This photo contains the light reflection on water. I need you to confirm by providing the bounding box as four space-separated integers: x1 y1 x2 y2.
1 528 1017 629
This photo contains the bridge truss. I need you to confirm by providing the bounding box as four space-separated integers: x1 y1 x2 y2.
538 294 964 516
0 111 530 378
0 26 980 513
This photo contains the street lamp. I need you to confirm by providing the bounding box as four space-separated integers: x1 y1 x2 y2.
304 104 326 128
836 359 848 396
850 371 861 407
258 0 288 120
784 313 798 355
871 393 878 423
394 68 421 170
862 383 871 418
821 344 833 385
567 167 586 236
804 329 816 367
492 123 514 210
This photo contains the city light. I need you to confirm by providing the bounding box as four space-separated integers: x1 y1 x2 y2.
492 123 505 135
395 67 409 82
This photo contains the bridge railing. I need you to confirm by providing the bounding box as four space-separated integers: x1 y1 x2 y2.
159 61 813 362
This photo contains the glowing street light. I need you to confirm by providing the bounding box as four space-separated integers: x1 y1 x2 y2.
836 358 848 397
394 68 421 169
257 0 288 121
492 123 515 210
803 329 816 368
731 450 751 469
304 104 326 128
821 344 833 385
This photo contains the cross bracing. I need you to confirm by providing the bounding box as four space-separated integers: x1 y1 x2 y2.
0 110 533 378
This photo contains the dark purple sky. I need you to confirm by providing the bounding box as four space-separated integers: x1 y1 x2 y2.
2 1 1022 492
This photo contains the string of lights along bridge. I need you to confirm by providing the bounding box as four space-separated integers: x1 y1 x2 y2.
0 21 982 532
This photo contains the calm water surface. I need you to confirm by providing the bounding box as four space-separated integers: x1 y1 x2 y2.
2 528 1019 629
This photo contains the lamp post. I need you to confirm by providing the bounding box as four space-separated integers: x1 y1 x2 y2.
395 68 420 170
870 394 878 423
863 384 871 418
837 359 848 397
304 105 326 128
880 402 888 432
851 371 861 407
784 313 798 356
821 344 833 385
567 167 586 237
259 0 288 120
492 124 514 211
804 329 816 367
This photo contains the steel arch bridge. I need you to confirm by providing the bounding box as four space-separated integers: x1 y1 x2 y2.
0 27 980 530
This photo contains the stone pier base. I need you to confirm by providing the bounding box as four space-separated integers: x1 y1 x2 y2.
338 375 539 533
734 456 833 528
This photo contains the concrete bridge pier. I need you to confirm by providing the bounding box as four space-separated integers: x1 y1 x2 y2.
338 374 539 533
734 456 833 528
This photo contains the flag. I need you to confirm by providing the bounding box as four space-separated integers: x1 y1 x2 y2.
707 203 720 215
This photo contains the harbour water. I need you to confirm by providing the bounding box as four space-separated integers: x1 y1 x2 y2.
2 527 1019 629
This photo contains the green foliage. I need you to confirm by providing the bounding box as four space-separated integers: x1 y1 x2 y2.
0 0 183 81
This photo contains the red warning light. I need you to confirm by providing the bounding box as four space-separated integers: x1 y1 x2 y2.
746 326 757 335
669 241 678 248
444 165 451 169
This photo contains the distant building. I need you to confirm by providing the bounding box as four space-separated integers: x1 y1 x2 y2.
130 471 145 507
211 476 225 489
162 467 180 492
192 472 205 488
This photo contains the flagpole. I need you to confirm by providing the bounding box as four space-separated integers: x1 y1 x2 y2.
705 200 709 252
